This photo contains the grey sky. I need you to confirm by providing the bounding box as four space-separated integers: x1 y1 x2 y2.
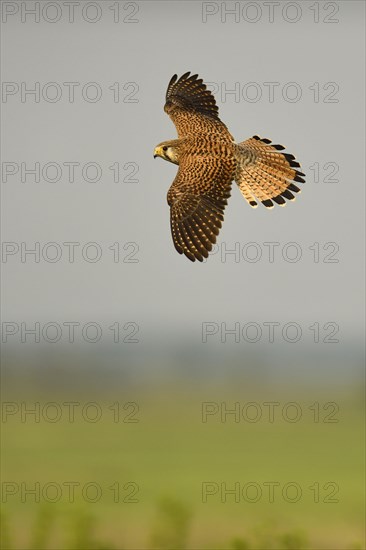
2 1 365 352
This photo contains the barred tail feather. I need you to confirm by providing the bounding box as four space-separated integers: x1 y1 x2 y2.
235 135 305 209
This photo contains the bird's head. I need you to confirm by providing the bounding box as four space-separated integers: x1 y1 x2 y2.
153 141 180 165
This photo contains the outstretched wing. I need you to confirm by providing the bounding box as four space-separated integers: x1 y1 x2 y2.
167 152 235 262
164 72 233 140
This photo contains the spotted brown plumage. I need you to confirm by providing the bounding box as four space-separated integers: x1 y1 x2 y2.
154 72 305 262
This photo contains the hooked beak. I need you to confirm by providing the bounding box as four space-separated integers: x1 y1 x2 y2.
153 146 161 159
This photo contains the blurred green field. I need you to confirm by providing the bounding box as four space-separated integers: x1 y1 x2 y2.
1 383 364 549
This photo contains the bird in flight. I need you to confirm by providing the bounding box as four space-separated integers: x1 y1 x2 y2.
154 72 305 262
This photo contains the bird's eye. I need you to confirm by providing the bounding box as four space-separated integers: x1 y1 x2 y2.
163 146 168 151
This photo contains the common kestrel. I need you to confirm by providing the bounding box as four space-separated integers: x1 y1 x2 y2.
154 72 305 262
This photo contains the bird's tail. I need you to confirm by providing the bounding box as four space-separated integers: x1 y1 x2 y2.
235 135 305 208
